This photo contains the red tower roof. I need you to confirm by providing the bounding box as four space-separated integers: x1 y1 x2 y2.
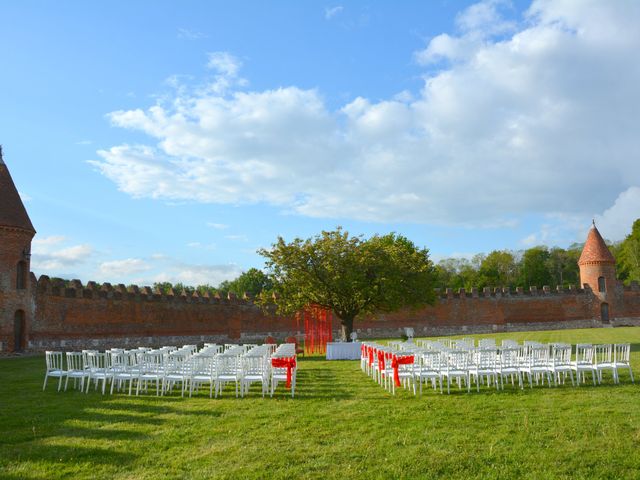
578 223 615 265
0 150 36 233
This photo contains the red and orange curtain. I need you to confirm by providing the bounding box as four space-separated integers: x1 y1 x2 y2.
295 305 333 355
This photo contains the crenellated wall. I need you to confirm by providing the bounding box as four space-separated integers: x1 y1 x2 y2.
4 274 638 352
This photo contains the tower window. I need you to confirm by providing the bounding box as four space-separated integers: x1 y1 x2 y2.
16 261 27 289
598 276 606 293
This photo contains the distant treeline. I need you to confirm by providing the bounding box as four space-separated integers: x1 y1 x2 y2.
152 268 272 298
434 219 640 290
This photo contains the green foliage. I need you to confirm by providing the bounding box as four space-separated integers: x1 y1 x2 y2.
478 250 518 289
1 328 639 479
258 228 436 339
217 268 273 297
618 219 640 285
519 246 552 288
437 244 585 290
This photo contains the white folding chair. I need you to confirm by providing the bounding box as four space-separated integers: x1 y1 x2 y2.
470 348 499 392
416 350 442 394
498 347 523 389
85 352 111 394
548 344 574 386
64 352 87 392
441 350 470 394
43 351 67 392
241 354 269 397
215 354 241 398
594 344 616 384
572 344 596 386
613 343 634 384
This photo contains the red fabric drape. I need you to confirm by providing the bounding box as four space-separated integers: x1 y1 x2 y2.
298 305 333 355
271 357 297 388
391 355 414 387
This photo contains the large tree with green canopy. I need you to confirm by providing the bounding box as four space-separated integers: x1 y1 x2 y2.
257 228 437 341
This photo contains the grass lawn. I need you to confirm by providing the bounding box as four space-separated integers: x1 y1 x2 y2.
1 327 640 479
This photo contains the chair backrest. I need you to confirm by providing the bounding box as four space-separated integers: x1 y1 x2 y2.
66 351 84 371
421 350 442 370
594 344 613 364
575 344 594 365
614 343 631 364
216 355 239 376
476 348 498 369
242 355 266 376
45 351 64 371
500 347 520 369
529 345 549 367
86 352 107 371
551 344 572 367
446 350 469 371
141 352 164 373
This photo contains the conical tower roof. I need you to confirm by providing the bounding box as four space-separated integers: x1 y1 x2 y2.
0 147 36 233
578 222 615 265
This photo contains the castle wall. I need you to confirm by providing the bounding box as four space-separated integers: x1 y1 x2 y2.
12 275 640 352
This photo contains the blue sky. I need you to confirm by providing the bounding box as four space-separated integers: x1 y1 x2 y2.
2 1 639 287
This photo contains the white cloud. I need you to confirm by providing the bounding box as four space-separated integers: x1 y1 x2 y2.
31 241 94 271
325 6 344 20
594 187 640 242
33 235 66 247
206 222 228 230
187 241 216 250
99 258 151 277
225 234 248 242
92 1 640 229
151 263 242 287
207 51 241 77
177 28 207 40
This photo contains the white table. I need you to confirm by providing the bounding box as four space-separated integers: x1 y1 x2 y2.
326 342 362 360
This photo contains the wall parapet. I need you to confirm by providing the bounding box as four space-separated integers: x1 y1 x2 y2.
34 275 258 306
435 284 587 299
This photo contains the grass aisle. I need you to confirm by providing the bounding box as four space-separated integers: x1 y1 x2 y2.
1 327 639 479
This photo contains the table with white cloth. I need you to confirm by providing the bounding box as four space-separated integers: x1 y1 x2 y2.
326 342 362 360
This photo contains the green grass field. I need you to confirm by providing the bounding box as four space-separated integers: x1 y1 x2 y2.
1 327 640 479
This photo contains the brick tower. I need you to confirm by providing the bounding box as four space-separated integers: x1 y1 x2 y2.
578 221 617 323
0 147 36 351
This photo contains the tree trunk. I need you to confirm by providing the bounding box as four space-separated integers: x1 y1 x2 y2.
340 316 355 342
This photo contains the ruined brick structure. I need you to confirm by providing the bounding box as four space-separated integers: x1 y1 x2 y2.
1 154 639 352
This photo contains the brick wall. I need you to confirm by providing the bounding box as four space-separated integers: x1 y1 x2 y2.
12 274 640 351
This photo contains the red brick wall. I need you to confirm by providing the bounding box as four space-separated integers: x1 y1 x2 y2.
17 274 640 351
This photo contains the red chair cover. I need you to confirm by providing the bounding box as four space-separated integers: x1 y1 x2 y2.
271 357 297 388
377 350 386 372
391 355 414 387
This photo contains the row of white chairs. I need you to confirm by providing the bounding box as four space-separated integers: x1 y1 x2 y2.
361 340 634 395
43 343 298 398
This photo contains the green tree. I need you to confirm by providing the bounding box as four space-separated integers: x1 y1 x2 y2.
618 219 640 284
477 250 518 289
435 257 479 290
153 281 174 294
218 268 273 297
520 246 552 288
546 247 581 287
258 228 437 341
